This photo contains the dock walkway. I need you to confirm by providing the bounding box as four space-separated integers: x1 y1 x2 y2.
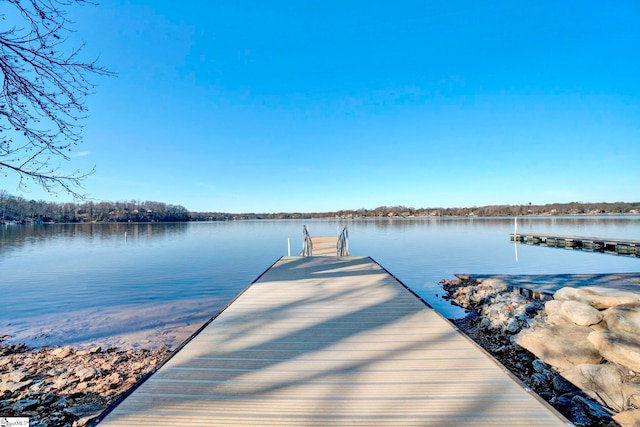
97 256 566 426
309 236 339 256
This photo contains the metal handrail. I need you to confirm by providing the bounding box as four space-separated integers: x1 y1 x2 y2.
301 225 313 256
337 226 350 256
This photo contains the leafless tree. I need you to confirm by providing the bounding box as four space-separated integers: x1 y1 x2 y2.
0 0 113 198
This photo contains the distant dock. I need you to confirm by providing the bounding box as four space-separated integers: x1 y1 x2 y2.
511 233 640 257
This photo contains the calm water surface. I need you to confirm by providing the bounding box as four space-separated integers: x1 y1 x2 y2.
1 217 639 348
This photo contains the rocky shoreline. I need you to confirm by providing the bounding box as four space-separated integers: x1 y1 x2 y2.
0 338 171 426
442 275 640 427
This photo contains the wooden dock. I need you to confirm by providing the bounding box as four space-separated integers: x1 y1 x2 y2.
309 236 339 256
96 256 567 426
511 232 640 257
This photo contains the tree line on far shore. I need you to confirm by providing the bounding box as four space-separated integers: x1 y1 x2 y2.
1 190 638 223
0 191 189 223
192 201 640 221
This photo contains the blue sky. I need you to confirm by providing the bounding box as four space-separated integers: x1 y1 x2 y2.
4 1 639 212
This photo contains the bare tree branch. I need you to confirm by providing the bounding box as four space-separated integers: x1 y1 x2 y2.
1 0 114 199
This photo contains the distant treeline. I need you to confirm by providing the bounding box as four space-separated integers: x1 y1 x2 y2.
2 189 638 223
0 191 189 223
191 201 640 221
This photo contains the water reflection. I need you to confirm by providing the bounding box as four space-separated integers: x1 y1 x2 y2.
0 222 189 256
1 217 638 348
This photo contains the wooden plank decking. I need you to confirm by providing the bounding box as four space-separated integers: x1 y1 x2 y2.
97 256 567 426
310 236 339 256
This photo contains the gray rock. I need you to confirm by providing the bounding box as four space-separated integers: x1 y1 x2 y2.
105 372 122 386
1 370 28 382
554 393 592 426
13 398 39 412
555 392 614 426
462 278 508 306
64 403 104 417
605 303 640 336
53 397 69 409
52 375 76 391
505 319 521 333
51 346 72 359
514 324 603 370
0 379 32 393
553 374 576 394
477 293 535 333
130 361 146 372
539 391 553 401
40 393 57 406
530 372 548 386
561 300 603 326
561 363 625 411
589 330 640 372
532 358 548 374
479 318 491 330
28 380 44 392
623 381 640 409
64 403 104 426
572 393 615 423
74 367 97 382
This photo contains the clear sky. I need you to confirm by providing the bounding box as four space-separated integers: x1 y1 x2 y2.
4 1 639 212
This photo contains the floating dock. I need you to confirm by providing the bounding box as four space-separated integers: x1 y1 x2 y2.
511 232 640 257
96 256 567 426
308 236 339 255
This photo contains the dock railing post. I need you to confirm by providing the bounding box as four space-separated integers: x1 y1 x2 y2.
301 225 313 256
513 217 518 261
287 238 291 256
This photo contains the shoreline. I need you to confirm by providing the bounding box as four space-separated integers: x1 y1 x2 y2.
442 275 640 427
0 339 171 426
1 297 231 352
0 302 225 426
3 211 640 225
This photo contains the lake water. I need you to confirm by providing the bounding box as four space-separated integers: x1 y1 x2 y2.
1 216 639 349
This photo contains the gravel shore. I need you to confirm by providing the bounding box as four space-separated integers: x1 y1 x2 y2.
0 338 171 426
